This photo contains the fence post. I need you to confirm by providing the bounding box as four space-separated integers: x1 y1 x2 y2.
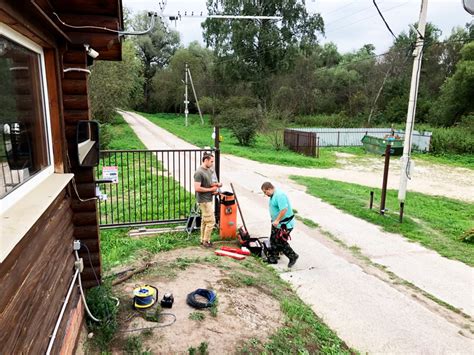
380 143 392 215
214 126 220 225
337 131 340 147
317 136 320 158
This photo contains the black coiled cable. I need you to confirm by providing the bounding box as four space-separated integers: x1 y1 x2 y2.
186 289 216 309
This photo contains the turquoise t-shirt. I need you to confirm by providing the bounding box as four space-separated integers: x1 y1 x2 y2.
269 189 295 229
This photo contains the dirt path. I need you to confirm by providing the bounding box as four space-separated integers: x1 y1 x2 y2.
120 111 474 353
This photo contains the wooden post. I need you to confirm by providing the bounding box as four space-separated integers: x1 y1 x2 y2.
380 143 392 215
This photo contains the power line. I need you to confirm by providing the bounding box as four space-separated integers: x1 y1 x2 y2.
324 1 358 16
372 0 398 40
324 2 378 27
325 2 409 35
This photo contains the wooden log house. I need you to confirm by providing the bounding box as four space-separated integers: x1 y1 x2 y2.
0 0 123 352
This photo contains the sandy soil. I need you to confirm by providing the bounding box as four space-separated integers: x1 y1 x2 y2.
82 247 283 354
277 152 474 203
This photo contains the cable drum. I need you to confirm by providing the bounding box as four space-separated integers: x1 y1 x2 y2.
133 285 158 309
186 289 216 309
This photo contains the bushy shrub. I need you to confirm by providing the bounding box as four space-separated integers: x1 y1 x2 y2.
199 96 219 115
430 127 474 154
218 107 262 146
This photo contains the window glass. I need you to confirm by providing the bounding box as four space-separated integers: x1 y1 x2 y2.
0 35 50 198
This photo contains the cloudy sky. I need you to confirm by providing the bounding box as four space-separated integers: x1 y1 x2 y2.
124 0 473 54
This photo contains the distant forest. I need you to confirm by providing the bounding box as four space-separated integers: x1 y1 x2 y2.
89 1 473 139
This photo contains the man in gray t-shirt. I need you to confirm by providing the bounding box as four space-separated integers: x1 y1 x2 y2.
194 153 221 247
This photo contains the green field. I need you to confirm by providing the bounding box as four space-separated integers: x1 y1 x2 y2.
292 176 474 266
98 115 194 227
139 112 338 168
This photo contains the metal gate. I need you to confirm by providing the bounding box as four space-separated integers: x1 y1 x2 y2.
96 148 213 228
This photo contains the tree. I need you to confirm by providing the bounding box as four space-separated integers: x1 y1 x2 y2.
130 12 180 112
430 41 474 126
202 0 324 103
150 42 215 113
89 40 144 123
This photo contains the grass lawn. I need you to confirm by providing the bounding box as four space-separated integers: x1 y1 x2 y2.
100 228 199 271
411 152 474 170
291 177 474 266
139 112 338 168
103 115 146 150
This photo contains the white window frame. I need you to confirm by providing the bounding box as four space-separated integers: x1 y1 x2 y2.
0 23 54 214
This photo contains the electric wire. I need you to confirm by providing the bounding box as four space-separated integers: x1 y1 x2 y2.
324 1 358 16
325 2 409 35
75 250 101 322
372 0 398 40
120 313 177 332
71 175 97 202
324 2 379 27
53 11 159 36
82 241 100 285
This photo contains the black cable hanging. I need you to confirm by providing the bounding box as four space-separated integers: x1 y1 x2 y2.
372 0 398 40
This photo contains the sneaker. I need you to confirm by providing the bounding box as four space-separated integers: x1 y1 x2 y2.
288 254 299 268
203 241 213 248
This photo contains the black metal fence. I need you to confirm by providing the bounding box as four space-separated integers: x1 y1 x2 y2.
96 149 211 228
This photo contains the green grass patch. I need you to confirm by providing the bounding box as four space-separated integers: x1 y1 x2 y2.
139 112 337 168
188 342 209 355
411 152 474 170
103 114 147 150
100 228 198 271
189 311 206 321
295 215 320 228
292 176 474 266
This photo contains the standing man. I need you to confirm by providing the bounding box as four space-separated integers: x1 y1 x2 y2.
261 182 299 267
194 153 221 247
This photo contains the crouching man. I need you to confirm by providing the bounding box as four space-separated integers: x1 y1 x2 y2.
261 182 299 267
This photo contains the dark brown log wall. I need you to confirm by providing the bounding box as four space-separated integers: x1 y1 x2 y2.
0 191 78 354
62 49 102 289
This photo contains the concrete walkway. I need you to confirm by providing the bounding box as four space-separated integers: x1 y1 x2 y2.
120 111 474 353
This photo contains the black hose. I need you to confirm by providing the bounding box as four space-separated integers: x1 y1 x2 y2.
186 289 216 309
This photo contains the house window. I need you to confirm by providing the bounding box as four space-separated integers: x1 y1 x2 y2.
0 26 52 204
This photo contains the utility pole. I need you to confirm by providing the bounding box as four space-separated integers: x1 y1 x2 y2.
187 66 204 125
184 62 189 126
398 0 428 221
